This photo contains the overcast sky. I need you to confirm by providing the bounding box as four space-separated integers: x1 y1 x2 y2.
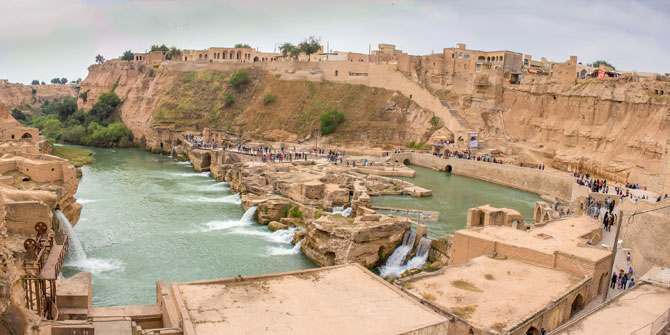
1 0 668 84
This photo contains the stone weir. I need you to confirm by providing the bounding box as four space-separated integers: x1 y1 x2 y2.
176 140 433 268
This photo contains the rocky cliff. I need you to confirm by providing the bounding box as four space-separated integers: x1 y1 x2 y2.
0 81 77 109
78 61 437 148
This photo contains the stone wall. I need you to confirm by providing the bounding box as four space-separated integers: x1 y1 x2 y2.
619 199 670 275
392 152 576 203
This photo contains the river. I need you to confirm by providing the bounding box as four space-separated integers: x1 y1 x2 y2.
62 148 540 306
61 147 315 307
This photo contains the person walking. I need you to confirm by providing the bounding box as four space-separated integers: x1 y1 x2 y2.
610 273 617 289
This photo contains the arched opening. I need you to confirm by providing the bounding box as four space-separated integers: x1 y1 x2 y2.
403 159 410 165
468 328 474 335
236 51 241 60
230 51 234 59
324 252 336 266
445 165 452 173
526 326 539 335
253 56 259 62
22 177 31 182
570 294 584 317
11 135 15 139
160 142 164 149
22 133 32 139
335 70 338 76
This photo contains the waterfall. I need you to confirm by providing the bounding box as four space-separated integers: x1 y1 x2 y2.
405 237 432 269
170 147 175 158
331 206 352 217
379 231 416 278
56 210 124 274
379 233 432 278
56 210 86 263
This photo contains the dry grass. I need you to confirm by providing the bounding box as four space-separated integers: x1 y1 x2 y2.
421 292 436 301
452 280 483 292
485 274 495 280
491 322 506 332
451 305 477 319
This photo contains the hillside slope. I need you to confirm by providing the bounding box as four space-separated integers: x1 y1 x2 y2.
0 81 77 109
79 62 437 148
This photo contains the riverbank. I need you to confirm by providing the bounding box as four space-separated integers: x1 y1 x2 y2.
51 145 95 167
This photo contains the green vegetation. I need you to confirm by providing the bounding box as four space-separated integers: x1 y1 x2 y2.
320 109 344 135
289 206 303 219
224 93 235 107
429 116 438 127
150 44 169 53
298 36 321 59
229 70 249 92
234 43 252 49
121 50 133 61
166 47 181 60
27 91 133 148
588 60 615 70
95 54 105 64
262 93 276 105
51 146 94 167
406 141 431 150
51 78 67 84
31 80 40 85
451 280 483 292
451 305 477 319
111 76 121 92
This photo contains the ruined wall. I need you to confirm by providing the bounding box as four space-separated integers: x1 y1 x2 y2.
619 199 670 275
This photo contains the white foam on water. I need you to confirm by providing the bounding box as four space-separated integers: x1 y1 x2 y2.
56 210 124 275
77 199 99 204
186 194 241 204
267 240 302 256
168 171 210 177
200 207 256 232
176 161 192 165
229 226 298 244
198 182 230 192
379 235 431 278
330 206 352 217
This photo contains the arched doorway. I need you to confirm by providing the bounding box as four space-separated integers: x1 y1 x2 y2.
403 159 410 165
253 56 259 62
445 165 452 173
21 133 32 139
570 294 584 317
525 326 539 335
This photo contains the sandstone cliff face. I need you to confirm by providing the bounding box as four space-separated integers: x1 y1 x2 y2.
78 61 437 149
0 81 77 109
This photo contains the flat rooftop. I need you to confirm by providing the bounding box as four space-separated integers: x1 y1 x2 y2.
172 264 447 335
457 216 611 261
402 256 582 331
557 284 670 334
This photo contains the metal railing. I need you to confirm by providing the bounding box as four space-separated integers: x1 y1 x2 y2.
631 307 670 335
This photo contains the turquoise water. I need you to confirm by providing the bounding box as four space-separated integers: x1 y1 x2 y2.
372 165 542 237
61 147 315 307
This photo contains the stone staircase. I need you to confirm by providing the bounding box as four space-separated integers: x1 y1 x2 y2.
440 99 471 130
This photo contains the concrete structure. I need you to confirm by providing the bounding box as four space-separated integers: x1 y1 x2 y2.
163 264 448 335
466 204 525 230
556 283 670 335
399 256 591 335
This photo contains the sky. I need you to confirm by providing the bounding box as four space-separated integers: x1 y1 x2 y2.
0 0 668 84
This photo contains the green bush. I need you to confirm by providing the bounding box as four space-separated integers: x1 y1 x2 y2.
406 141 415 148
262 93 276 105
320 109 345 135
61 125 87 144
121 50 133 61
224 93 234 107
56 96 78 121
289 206 303 219
229 71 249 92
31 80 40 85
98 91 121 108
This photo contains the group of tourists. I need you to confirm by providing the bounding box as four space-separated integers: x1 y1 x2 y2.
519 162 545 170
586 195 616 221
611 263 635 290
185 134 219 150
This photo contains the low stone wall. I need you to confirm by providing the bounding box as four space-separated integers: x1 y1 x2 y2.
391 152 576 203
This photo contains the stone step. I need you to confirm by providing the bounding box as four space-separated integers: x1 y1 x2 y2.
57 307 89 321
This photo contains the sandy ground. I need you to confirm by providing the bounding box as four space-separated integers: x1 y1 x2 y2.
176 265 446 335
405 256 580 330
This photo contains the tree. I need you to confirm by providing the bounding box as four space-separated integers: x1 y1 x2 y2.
234 43 252 49
229 70 249 92
51 78 61 84
588 60 615 70
95 54 105 64
121 50 134 61
320 109 345 135
166 47 182 60
279 43 295 57
98 91 121 108
41 81 45 85
298 36 321 61
31 80 40 85
60 78 68 84
55 96 78 121
150 44 169 53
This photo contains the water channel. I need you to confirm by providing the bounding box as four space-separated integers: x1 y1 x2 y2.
63 148 540 306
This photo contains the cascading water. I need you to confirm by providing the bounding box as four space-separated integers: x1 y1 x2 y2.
57 210 124 274
170 147 175 158
331 206 352 217
56 210 86 262
379 231 416 278
405 237 432 269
